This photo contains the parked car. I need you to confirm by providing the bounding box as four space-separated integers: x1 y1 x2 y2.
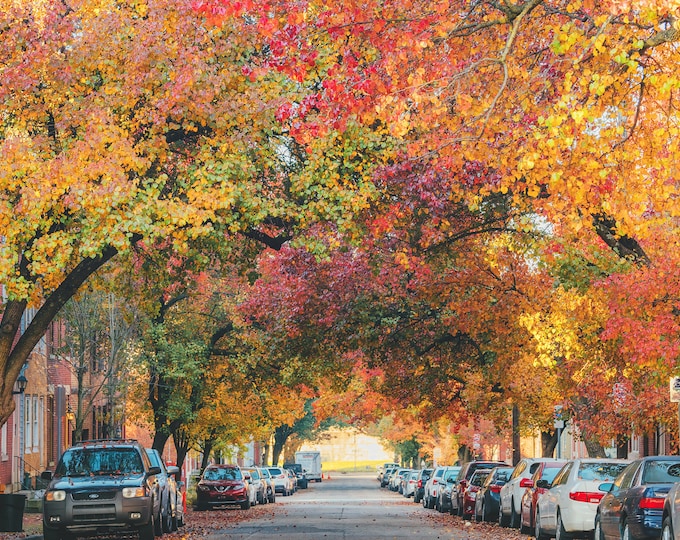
242 467 269 505
266 466 295 496
196 464 252 510
145 448 180 532
285 463 309 489
519 460 566 534
378 462 400 481
381 466 399 488
259 467 277 503
460 469 492 519
435 466 461 513
413 468 433 504
535 458 629 540
475 466 514 522
661 476 680 540
422 465 453 510
499 457 563 528
286 468 298 493
403 470 420 498
451 460 508 516
390 468 411 493
595 456 680 540
42 439 162 540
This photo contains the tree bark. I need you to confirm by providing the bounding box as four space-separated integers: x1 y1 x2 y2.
541 430 557 457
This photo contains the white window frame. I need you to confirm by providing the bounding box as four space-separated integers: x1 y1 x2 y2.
24 394 32 452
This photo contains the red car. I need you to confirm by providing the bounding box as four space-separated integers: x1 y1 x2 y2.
461 469 492 519
519 460 566 534
196 464 251 510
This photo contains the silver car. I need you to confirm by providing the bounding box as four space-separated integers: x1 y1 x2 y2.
662 471 680 540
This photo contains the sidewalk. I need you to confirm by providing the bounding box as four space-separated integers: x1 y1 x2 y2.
0 511 41 540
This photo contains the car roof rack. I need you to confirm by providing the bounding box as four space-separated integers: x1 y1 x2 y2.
73 438 139 446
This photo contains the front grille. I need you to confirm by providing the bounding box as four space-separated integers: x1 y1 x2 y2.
72 491 118 501
73 503 117 521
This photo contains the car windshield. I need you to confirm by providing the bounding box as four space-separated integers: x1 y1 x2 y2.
541 466 562 484
578 462 628 481
57 448 143 476
470 471 491 487
642 460 680 484
203 467 241 481
442 468 459 481
495 469 513 482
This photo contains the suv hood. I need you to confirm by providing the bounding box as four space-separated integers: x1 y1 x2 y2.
50 474 145 491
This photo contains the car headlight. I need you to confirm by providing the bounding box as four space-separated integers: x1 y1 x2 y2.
197 484 210 492
122 487 147 498
46 490 66 502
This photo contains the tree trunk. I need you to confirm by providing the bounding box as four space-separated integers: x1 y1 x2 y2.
272 424 294 466
512 404 521 465
200 438 215 472
541 430 557 457
0 246 119 428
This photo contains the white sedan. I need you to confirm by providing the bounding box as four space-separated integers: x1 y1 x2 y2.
535 458 629 540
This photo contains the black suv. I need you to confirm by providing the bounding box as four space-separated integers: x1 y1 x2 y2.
284 463 308 489
42 439 162 540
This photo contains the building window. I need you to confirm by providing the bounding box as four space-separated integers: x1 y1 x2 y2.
33 396 39 452
25 394 32 451
1 421 7 461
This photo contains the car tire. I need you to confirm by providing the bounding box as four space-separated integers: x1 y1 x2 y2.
535 509 548 540
241 497 251 510
593 514 604 540
662 516 674 540
555 511 572 540
43 528 64 540
481 500 488 522
510 499 519 528
622 521 630 540
498 506 509 527
162 500 173 533
139 517 155 540
154 506 163 537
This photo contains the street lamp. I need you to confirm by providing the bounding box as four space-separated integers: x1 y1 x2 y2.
12 374 27 395
13 373 27 490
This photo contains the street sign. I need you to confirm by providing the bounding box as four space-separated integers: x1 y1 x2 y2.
670 377 680 403
553 405 565 429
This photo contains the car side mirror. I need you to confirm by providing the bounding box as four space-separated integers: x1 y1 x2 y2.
536 479 550 489
41 470 53 481
167 465 180 476
598 482 614 492
148 466 162 476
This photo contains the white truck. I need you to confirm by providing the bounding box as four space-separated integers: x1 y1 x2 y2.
295 451 322 482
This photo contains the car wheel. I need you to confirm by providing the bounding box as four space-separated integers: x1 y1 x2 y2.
555 511 572 540
510 499 519 528
241 497 251 510
422 494 428 508
593 514 604 540
481 500 488 522
427 494 435 509
621 521 630 540
499 506 509 527
139 516 155 540
162 500 173 533
154 506 163 537
43 528 64 540
414 492 420 504
535 509 548 540
662 516 674 540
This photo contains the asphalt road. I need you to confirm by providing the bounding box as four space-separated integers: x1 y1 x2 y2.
206 473 525 539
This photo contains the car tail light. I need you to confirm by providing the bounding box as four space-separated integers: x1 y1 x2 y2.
490 485 502 493
639 497 665 510
569 491 604 503
417 480 423 488
520 478 534 488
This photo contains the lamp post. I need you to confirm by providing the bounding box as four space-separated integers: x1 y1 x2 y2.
13 374 27 491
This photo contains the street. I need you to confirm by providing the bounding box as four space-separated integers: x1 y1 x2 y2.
205 473 525 539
